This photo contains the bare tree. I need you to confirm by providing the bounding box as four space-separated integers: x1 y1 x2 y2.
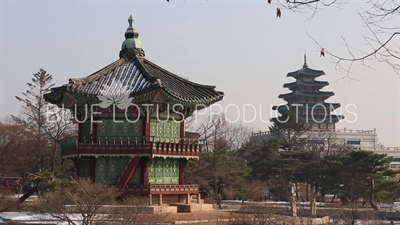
13 69 74 174
0 187 18 212
273 0 399 76
115 196 168 225
229 203 286 225
37 178 117 225
12 69 74 203
185 113 252 208
0 120 28 180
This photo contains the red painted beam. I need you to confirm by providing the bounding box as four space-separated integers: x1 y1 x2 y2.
117 156 141 187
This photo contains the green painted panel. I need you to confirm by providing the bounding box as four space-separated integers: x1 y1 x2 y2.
149 120 180 142
149 158 179 184
81 121 91 141
95 157 129 184
79 157 90 178
60 138 77 152
97 119 142 138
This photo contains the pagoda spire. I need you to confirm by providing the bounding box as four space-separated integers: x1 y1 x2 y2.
120 15 145 59
303 53 308 68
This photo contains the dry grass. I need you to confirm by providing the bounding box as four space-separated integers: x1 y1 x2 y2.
165 211 232 221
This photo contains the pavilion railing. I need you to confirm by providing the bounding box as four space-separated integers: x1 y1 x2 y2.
59 136 202 156
81 136 201 145
119 184 199 194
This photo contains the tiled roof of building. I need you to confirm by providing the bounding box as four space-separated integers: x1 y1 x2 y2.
283 80 329 89
45 16 224 106
270 114 344 123
272 103 341 111
65 55 224 103
287 67 325 78
278 91 334 100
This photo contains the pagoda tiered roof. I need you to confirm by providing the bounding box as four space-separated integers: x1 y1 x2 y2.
283 80 329 90
287 67 325 78
278 91 334 100
270 114 344 124
270 55 344 127
272 103 341 112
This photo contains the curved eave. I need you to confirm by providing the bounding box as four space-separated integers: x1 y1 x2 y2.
287 67 325 78
44 86 65 105
298 115 345 123
54 55 224 105
272 103 341 111
283 81 329 90
140 58 225 103
142 87 224 107
162 87 224 106
279 91 334 100
271 115 345 124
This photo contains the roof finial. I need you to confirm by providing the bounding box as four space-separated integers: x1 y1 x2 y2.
120 15 145 59
128 15 134 28
303 53 308 68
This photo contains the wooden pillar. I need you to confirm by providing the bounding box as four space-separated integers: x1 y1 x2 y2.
187 194 191 204
141 157 149 186
92 118 98 142
143 116 150 142
149 194 152 205
78 122 83 142
180 120 185 143
197 194 201 203
179 159 185 185
88 157 96 181
158 194 163 205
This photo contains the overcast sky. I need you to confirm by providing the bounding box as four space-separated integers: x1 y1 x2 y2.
0 0 399 147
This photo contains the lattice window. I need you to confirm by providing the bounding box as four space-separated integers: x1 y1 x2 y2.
132 119 142 137
95 157 129 184
149 161 155 182
165 123 171 137
95 157 107 182
164 159 171 177
148 158 179 184
79 157 90 178
120 122 129 137
149 120 180 142
98 120 107 137
110 122 117 137
156 159 163 178
107 158 118 184
172 123 179 138
171 159 178 177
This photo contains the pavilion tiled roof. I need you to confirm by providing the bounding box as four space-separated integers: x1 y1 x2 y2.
45 15 224 106
65 55 224 104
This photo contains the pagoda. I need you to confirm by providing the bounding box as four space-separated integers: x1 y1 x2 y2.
271 55 344 130
44 15 224 205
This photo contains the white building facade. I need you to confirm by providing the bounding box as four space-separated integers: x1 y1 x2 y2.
251 128 400 168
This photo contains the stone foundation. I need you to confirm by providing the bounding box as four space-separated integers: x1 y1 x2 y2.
150 194 202 205
169 203 213 213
